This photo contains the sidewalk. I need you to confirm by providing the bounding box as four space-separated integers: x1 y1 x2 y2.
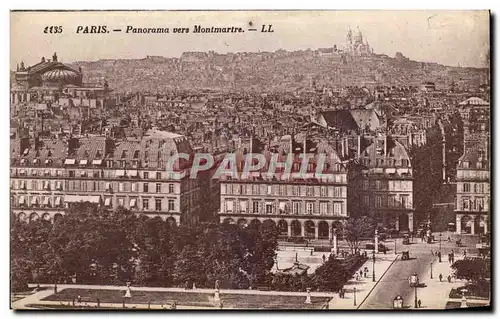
328 253 399 309
11 289 55 310
416 255 483 310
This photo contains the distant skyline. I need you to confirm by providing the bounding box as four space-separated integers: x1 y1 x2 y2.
10 10 490 68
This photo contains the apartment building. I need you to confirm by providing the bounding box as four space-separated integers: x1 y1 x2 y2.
10 130 207 225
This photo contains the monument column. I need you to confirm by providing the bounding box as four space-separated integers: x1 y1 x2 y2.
287 222 292 238
314 223 319 240
301 221 305 238
407 212 414 232
470 216 475 235
456 214 462 234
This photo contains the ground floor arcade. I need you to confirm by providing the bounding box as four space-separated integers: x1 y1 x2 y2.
455 213 489 235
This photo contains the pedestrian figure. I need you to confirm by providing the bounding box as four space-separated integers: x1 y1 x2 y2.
77 295 82 303
447 275 451 283
439 273 443 282
185 280 189 290
448 236 451 242
322 254 326 263
193 282 196 290
97 298 101 308
463 250 467 258
310 249 313 256
364 250 367 258
418 299 422 308
54 283 58 293
359 270 363 278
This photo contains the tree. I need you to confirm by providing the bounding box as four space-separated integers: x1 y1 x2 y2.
311 255 349 291
342 216 376 254
451 259 490 283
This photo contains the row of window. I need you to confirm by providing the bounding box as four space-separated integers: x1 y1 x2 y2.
361 194 412 209
359 158 410 167
11 179 178 194
460 182 488 194
12 168 184 181
360 180 412 191
221 184 345 198
223 199 344 216
458 197 489 212
13 195 177 211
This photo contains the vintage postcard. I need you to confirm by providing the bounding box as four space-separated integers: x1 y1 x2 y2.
10 10 490 310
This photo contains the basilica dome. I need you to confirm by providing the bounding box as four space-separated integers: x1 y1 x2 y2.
41 68 80 85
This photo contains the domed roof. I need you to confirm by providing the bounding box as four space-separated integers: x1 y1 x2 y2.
41 68 79 83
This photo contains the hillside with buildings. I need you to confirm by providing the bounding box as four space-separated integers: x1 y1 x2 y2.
69 50 488 93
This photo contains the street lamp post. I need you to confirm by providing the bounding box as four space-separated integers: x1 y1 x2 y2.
439 233 442 251
430 262 433 279
372 250 376 282
439 233 442 263
353 287 357 306
412 273 420 308
414 284 418 308
394 238 397 255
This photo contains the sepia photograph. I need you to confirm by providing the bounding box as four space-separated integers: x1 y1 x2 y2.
9 10 491 310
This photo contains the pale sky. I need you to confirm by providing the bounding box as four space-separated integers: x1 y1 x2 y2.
10 10 490 68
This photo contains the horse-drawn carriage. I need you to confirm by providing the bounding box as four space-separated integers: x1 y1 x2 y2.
401 250 410 260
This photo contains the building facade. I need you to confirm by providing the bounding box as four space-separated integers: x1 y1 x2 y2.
350 134 415 231
10 130 208 225
218 136 349 240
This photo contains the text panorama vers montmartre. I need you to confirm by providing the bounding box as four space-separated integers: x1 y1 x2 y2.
126 25 245 34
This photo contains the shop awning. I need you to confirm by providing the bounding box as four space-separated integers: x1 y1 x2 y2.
64 195 100 204
64 159 76 165
129 199 137 208
92 159 103 165
128 170 138 177
80 171 87 177
279 202 287 211
398 168 410 174
386 168 396 174
79 159 88 166
104 198 112 207
45 159 52 165
115 170 125 177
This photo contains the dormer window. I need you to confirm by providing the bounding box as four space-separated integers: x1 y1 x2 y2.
84 150 89 157
462 161 470 169
121 150 127 159
96 150 102 158
47 150 52 157
23 148 29 156
133 150 140 159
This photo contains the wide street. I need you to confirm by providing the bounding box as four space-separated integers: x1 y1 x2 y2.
360 232 480 309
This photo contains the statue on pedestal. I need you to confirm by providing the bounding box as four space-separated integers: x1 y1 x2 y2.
213 280 221 302
305 288 312 304
124 282 132 298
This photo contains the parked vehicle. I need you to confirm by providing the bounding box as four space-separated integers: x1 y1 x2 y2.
403 234 410 245
365 242 388 252
401 251 410 260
